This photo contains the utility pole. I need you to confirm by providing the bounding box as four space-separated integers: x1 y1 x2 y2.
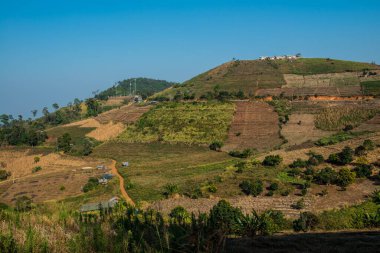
134 79 137 95
129 81 132 96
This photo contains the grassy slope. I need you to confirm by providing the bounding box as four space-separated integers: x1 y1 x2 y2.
361 80 380 95
118 102 235 144
154 58 380 98
92 142 234 202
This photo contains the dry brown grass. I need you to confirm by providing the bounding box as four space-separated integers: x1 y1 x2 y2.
86 122 125 141
282 114 333 147
0 148 111 204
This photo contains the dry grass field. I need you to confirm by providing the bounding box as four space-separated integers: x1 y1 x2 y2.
281 114 333 147
223 101 282 152
0 148 111 204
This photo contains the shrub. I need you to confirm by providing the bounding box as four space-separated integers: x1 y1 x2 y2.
34 156 40 163
363 139 375 150
314 167 337 185
209 141 223 151
15 196 32 212
32 166 42 173
301 188 307 196
304 167 315 176
163 183 180 197
355 145 367 156
292 199 305 210
60 185 65 191
266 190 274 196
83 177 99 193
289 158 308 168
207 183 217 193
327 146 354 165
336 168 356 187
208 200 244 233
268 182 279 191
262 155 282 166
239 179 263 197
57 133 72 153
169 206 190 223
354 164 373 178
293 212 319 232
280 189 290 196
287 168 301 177
307 152 324 166
229 149 254 158
0 170 10 180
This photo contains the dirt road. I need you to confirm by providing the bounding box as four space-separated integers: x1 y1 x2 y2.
110 160 135 206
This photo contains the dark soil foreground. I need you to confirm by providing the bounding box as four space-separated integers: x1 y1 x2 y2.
225 231 380 253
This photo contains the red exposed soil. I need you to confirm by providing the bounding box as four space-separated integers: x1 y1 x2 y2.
222 101 282 152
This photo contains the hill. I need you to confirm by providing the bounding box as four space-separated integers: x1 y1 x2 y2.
153 58 380 99
96 77 178 100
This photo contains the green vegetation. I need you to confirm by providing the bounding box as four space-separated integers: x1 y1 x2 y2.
262 155 283 166
315 107 378 131
83 177 100 193
155 58 380 99
239 179 263 196
361 80 380 96
327 146 354 165
118 102 235 144
92 142 233 202
267 99 292 124
228 149 254 158
96 77 177 100
315 131 370 146
0 169 11 180
32 166 42 173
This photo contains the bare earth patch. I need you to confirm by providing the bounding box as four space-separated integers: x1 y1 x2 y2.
95 104 151 124
282 114 333 147
223 101 282 152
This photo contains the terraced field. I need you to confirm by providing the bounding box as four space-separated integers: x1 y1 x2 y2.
95 104 152 124
223 101 282 152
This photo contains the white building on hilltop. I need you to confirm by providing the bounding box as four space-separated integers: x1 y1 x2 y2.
259 54 301 61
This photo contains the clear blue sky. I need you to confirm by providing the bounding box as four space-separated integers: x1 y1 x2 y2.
1 0 380 117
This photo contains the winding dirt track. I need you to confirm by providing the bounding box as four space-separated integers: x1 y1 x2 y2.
110 160 135 206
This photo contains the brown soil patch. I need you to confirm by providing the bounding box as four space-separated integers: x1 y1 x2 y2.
223 101 282 152
95 104 151 124
0 148 111 204
282 114 333 147
86 122 125 141
355 114 380 132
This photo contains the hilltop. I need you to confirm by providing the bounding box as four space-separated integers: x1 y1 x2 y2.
96 77 178 100
153 58 380 99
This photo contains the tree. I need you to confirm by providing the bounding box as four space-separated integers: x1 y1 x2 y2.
52 103 59 110
314 167 337 185
353 164 373 178
0 170 10 180
239 179 263 197
209 141 223 151
81 138 94 156
85 98 101 117
42 107 49 117
293 212 319 232
31 110 38 118
328 146 354 165
336 168 355 187
262 155 282 166
34 156 40 163
363 139 375 151
208 200 244 233
57 133 72 153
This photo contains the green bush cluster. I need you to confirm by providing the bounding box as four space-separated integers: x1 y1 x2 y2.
83 177 99 193
239 179 263 197
262 155 283 166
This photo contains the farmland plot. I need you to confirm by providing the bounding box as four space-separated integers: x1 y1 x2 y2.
223 101 282 152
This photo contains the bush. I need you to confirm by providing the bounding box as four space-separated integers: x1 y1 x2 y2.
57 133 72 153
163 183 180 197
289 158 308 168
229 149 254 158
268 182 279 191
169 206 190 223
292 199 305 210
354 164 373 178
293 212 319 232
287 168 301 177
262 155 282 166
32 166 42 173
314 167 337 185
208 200 244 233
0 170 10 180
209 141 223 151
239 179 263 197
15 196 32 212
307 152 324 166
83 177 99 193
301 188 307 196
327 146 354 165
363 139 375 151
336 168 356 187
355 145 367 156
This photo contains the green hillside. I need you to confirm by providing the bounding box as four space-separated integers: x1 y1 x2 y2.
96 77 178 99
153 58 380 99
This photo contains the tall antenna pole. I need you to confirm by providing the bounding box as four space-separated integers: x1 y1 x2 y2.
134 79 137 95
129 81 132 96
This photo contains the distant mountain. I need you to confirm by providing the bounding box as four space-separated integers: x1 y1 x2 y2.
153 58 380 99
96 78 178 100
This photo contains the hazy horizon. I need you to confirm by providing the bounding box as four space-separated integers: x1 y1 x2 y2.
1 0 380 117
